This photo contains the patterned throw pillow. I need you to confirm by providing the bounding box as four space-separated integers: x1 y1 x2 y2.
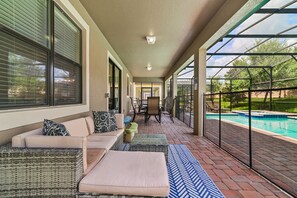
43 119 70 136
109 110 118 132
93 111 118 133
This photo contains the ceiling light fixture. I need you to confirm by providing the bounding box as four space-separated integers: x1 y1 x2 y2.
146 35 156 45
146 64 152 71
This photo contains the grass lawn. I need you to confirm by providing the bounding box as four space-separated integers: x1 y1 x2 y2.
213 97 297 113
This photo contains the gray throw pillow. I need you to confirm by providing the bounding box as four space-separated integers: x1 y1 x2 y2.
43 119 70 136
93 110 118 133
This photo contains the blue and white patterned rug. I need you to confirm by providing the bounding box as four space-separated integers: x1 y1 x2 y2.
168 144 224 198
120 144 224 198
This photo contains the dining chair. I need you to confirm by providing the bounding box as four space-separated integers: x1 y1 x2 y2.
145 97 161 123
162 96 176 123
130 97 146 121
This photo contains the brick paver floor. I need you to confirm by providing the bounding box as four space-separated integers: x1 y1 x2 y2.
135 115 292 198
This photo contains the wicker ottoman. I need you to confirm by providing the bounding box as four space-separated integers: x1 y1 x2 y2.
129 134 168 161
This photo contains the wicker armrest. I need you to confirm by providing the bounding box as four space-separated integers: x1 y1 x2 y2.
0 144 83 197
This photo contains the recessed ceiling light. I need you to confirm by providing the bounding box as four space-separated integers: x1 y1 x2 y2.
146 64 152 71
146 35 156 45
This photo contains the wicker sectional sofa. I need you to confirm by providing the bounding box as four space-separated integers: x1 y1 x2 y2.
0 114 170 197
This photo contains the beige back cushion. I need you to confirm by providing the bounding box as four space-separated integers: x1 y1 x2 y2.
12 128 43 148
85 116 95 135
62 118 89 137
115 114 124 129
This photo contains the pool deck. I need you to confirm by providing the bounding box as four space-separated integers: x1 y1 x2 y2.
135 116 292 198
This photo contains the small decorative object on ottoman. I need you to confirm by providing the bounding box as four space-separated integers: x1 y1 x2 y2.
124 122 138 143
129 134 168 162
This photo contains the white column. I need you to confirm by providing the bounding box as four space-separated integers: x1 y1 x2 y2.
164 79 168 98
172 73 177 116
172 73 177 98
193 49 206 136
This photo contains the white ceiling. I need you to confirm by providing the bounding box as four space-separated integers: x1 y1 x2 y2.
79 0 226 77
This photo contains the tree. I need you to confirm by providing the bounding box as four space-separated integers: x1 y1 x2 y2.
223 39 297 102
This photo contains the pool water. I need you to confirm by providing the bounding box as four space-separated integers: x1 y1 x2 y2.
206 114 297 139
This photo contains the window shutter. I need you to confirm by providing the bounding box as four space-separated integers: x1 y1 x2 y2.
0 0 49 47
54 6 81 64
0 31 48 107
54 55 81 105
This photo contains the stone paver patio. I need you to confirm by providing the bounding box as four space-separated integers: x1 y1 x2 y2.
135 115 292 198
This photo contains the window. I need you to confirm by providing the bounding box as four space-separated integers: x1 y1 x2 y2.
54 6 82 105
134 82 162 106
0 0 82 109
0 31 48 107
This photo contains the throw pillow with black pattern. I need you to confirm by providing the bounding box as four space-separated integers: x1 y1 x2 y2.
43 119 70 136
93 111 110 132
109 110 118 132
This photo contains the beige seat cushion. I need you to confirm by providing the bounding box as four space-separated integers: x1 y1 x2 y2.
84 148 106 176
87 136 117 150
89 129 124 138
79 151 170 197
62 118 89 137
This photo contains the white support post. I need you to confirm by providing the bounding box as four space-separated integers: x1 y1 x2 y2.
193 49 206 136
172 73 177 116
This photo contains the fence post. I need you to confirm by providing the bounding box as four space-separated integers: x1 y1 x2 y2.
183 95 185 122
248 88 252 168
219 91 222 148
189 94 192 127
230 79 232 112
269 66 273 111
203 94 205 136
176 97 179 119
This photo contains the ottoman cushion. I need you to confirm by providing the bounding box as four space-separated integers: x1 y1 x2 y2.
79 151 169 197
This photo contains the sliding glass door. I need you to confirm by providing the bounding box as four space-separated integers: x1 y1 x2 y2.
109 60 121 112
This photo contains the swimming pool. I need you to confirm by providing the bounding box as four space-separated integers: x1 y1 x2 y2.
206 114 297 139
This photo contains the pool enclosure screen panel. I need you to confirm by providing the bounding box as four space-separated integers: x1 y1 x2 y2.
251 90 297 195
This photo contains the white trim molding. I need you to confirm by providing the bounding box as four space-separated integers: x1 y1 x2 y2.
107 51 123 70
